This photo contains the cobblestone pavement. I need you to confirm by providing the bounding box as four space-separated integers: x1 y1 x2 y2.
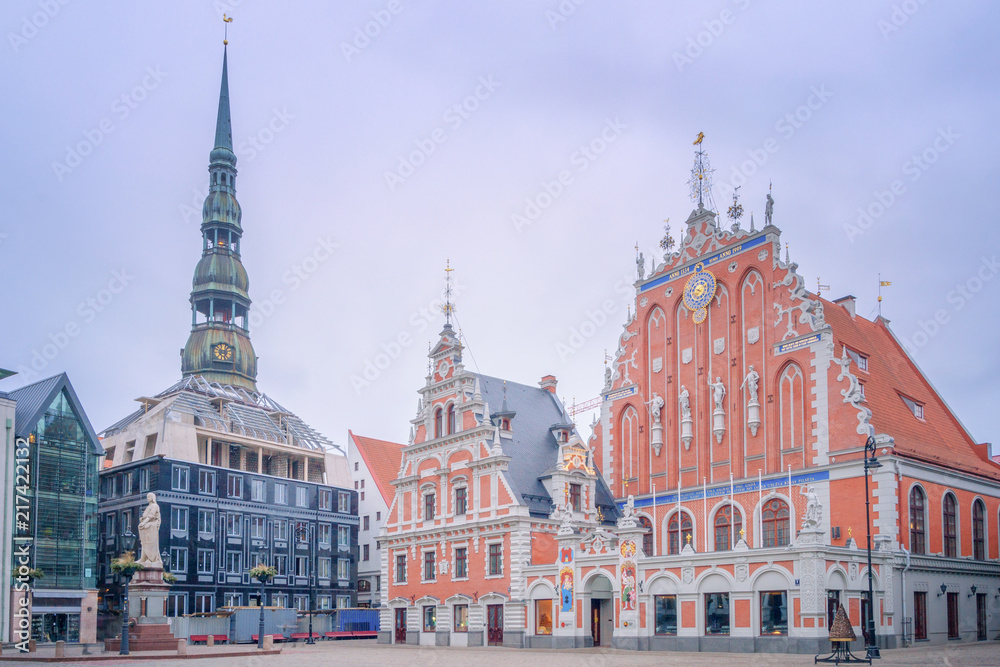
4 639 998 666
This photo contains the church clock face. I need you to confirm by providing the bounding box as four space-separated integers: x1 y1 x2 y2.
213 342 234 362
682 265 717 324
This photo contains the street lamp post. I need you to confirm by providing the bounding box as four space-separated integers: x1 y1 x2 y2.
863 435 882 661
256 546 269 650
119 528 137 656
297 523 315 644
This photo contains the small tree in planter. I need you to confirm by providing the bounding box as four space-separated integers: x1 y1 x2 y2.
163 572 178 584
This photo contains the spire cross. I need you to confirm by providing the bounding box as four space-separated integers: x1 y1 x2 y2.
442 259 455 325
222 13 233 45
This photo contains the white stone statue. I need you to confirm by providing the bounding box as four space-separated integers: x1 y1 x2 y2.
765 192 774 226
637 252 646 280
137 492 163 569
646 393 664 425
800 485 822 529
678 386 691 420
740 365 760 404
708 377 726 411
623 494 635 519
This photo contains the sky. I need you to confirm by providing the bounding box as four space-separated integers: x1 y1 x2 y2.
2 1 998 458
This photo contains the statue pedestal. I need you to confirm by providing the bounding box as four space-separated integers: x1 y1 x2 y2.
104 568 177 652
746 400 760 436
712 408 726 444
680 417 693 449
650 423 663 457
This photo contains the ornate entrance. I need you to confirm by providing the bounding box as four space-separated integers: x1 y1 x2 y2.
394 608 406 644
590 599 601 646
487 604 504 646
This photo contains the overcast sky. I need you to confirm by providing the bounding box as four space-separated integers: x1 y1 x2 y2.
3 1 998 458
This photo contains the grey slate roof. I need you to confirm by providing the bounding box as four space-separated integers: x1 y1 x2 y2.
5 373 103 455
476 374 618 522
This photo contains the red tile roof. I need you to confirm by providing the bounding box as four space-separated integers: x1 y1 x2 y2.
821 297 1000 482
349 430 405 506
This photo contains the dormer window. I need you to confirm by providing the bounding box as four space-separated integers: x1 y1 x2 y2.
845 348 868 372
569 484 582 511
900 395 924 420
858 382 866 401
501 418 510 430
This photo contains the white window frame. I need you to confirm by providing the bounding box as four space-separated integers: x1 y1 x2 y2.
170 506 188 532
171 465 189 492
319 489 332 510
198 469 216 495
170 547 187 573
275 483 288 505
226 513 242 537
197 548 214 574
250 515 267 539
337 595 351 609
338 525 350 550
274 519 288 542
226 550 242 574
296 486 308 508
338 558 350 581
318 557 331 579
338 492 350 513
318 523 332 546
198 509 215 536
251 478 265 501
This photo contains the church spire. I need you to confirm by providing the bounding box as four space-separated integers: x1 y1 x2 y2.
214 46 233 152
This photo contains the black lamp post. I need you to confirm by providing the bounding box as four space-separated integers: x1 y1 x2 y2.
119 528 136 656
257 546 269 650
863 435 882 661
297 523 315 644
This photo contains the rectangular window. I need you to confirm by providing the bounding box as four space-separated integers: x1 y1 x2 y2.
172 466 189 491
251 478 265 501
123 472 132 495
338 558 350 581
423 605 436 632
375 575 381 591
360 479 365 489
273 555 287 576
338 492 350 513
535 599 553 635
318 558 331 579
170 547 187 573
295 556 309 578
655 595 677 635
705 592 730 635
227 474 243 498
294 595 309 612
319 489 332 510
197 549 214 574
488 543 502 576
569 483 581 511
139 468 150 492
913 591 927 641
317 596 332 610
226 551 242 574
360 491 365 501
455 547 468 578
376 511 381 521
339 525 351 549
275 483 287 504
363 544 370 561
318 523 331 546
454 604 468 632
273 519 288 542
363 516 370 531
337 595 351 609
297 486 308 507
424 493 435 520
166 592 186 617
224 592 242 607
295 521 308 543
121 510 131 535
396 554 406 583
760 591 788 635
250 516 267 539
226 513 242 537
455 487 467 515
947 592 959 638
170 506 188 532
198 509 215 535
105 514 116 538
271 593 287 608
195 594 214 614
198 469 216 495
424 551 436 581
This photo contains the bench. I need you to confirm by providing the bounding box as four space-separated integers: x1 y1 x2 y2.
251 634 284 642
290 632 322 642
324 630 378 640
189 634 228 644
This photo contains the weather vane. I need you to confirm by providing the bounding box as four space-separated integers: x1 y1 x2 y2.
659 219 675 254
442 259 455 325
222 14 233 45
687 132 716 211
727 186 744 232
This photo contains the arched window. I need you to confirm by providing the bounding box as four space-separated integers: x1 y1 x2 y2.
909 486 926 555
942 492 957 558
761 498 790 548
714 505 743 551
667 512 693 555
639 516 653 557
972 499 985 560
434 408 443 439
447 404 457 435
778 364 805 450
620 407 638 495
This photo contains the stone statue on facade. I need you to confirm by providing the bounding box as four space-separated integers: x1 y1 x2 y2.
636 251 646 280
740 365 760 404
678 386 691 420
604 364 612 391
765 192 774 226
799 485 822 530
708 377 726 411
646 393 664 425
137 492 163 569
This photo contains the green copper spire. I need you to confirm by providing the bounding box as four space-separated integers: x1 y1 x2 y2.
214 46 233 152
181 46 257 392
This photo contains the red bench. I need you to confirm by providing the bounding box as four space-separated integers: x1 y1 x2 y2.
189 634 228 644
251 634 284 642
290 632 321 641
324 630 377 640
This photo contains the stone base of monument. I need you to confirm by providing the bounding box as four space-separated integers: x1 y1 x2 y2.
103 568 177 652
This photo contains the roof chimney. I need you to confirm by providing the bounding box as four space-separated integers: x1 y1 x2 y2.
539 375 557 394
833 295 856 318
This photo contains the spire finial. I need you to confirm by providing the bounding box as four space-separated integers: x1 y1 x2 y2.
688 132 715 212
222 13 233 45
442 259 455 326
785 243 790 264
727 185 743 232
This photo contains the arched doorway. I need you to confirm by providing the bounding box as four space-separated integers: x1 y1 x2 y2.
585 573 614 647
